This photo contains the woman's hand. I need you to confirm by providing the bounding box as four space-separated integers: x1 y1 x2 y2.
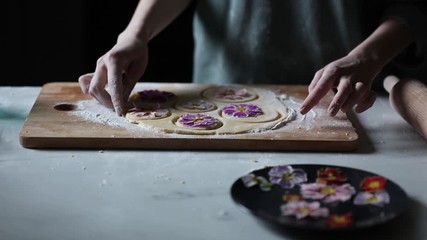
300 53 379 116
78 34 148 116
300 19 413 116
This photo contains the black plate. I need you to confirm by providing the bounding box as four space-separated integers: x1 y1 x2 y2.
230 164 408 231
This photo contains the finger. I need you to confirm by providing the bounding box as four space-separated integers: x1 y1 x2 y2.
105 60 125 116
355 90 376 113
341 81 368 113
328 77 353 116
123 59 147 101
308 69 324 93
88 61 114 109
78 73 94 94
300 67 340 115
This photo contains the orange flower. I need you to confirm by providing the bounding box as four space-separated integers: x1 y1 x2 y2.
360 176 387 193
282 194 303 202
325 213 353 228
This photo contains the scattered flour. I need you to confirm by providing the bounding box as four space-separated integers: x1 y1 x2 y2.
68 100 160 134
67 94 351 138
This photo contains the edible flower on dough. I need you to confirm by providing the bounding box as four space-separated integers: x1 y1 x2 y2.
177 113 220 128
181 99 214 111
137 89 176 102
129 108 169 118
214 87 251 100
222 104 264 118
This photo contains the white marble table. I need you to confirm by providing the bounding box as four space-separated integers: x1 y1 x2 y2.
1 86 426 240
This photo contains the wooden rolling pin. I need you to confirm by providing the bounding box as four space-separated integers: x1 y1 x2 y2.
383 75 427 139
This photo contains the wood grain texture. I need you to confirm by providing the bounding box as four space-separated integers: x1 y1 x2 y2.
384 76 427 139
19 82 358 151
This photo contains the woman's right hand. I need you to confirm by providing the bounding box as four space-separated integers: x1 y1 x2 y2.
78 33 149 116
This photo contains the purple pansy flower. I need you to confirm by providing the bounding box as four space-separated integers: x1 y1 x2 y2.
181 99 214 111
214 87 251 100
268 165 308 189
281 200 329 219
222 104 264 118
300 183 356 203
177 113 220 128
353 190 390 207
137 90 176 102
129 108 170 119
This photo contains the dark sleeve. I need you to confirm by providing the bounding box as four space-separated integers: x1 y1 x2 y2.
382 1 427 64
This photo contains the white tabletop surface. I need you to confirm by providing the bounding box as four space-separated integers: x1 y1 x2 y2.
1 86 426 240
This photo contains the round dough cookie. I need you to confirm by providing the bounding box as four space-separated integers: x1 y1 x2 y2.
126 108 171 122
202 86 258 103
175 98 216 113
130 89 176 109
175 113 222 130
220 103 279 123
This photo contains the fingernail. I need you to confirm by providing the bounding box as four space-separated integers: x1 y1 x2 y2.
299 106 307 114
328 106 338 116
115 107 123 116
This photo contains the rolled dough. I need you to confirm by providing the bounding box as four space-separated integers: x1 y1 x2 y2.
125 84 296 134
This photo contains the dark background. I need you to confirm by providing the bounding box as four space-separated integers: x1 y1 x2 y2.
3 0 195 86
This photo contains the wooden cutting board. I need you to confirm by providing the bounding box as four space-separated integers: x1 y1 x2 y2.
19 82 358 151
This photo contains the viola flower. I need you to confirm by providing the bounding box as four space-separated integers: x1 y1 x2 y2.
241 173 273 191
181 99 214 111
353 190 390 207
281 201 329 220
214 87 251 100
282 194 304 202
241 173 258 188
316 167 348 184
177 113 220 129
300 183 356 203
222 104 264 118
129 108 170 119
268 165 308 189
325 213 353 228
360 176 387 193
137 89 176 102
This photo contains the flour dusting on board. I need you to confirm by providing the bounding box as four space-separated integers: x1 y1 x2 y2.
68 100 160 133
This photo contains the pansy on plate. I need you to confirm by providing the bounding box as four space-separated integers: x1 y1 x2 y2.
316 167 348 184
268 165 308 189
281 200 329 220
325 213 353 228
231 164 408 231
300 182 356 203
